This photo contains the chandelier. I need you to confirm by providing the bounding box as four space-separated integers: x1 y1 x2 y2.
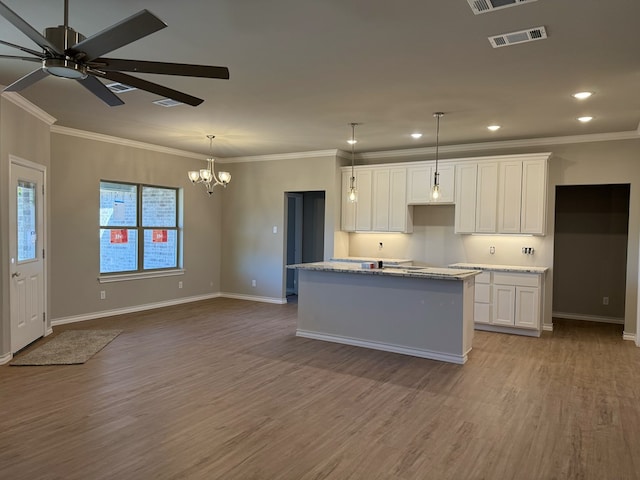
187 135 231 195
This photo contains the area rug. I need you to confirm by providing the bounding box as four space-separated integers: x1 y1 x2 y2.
10 329 122 366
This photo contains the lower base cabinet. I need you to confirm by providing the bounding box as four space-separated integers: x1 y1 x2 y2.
473 270 543 335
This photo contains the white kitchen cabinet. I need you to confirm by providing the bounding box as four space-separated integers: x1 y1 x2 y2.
521 159 548 235
492 284 516 326
354 169 373 231
368 167 411 233
473 271 492 324
341 170 356 231
475 162 498 233
372 169 391 231
454 163 478 234
388 168 411 232
407 165 454 204
497 161 523 234
514 286 540 328
491 272 541 330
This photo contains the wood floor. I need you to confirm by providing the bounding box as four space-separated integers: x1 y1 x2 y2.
1 298 639 480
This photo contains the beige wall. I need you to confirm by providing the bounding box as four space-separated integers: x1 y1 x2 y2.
0 97 52 358
49 133 223 321
348 139 640 335
220 154 339 301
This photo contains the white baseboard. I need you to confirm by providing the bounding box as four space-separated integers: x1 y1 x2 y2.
552 311 624 325
0 351 12 366
474 324 541 337
51 293 221 326
220 293 287 305
543 324 554 332
622 332 636 342
296 329 467 364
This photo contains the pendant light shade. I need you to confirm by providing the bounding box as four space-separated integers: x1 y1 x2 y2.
432 112 444 200
188 135 231 196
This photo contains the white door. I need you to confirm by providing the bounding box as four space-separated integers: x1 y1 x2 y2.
9 161 46 353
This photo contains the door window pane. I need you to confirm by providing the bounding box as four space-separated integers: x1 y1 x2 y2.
143 229 177 269
100 229 138 273
17 180 37 262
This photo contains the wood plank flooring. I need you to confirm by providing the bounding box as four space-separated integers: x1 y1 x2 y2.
1 298 639 479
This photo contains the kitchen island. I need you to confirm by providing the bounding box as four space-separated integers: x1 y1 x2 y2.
288 262 480 364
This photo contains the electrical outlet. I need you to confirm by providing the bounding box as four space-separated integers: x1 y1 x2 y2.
251 279 257 287
603 296 609 305
522 247 534 255
379 242 383 250
178 281 183 289
100 290 106 300
489 246 495 255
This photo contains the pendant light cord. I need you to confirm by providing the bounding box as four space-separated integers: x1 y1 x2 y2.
433 112 443 187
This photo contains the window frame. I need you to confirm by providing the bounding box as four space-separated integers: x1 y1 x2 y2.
99 180 182 277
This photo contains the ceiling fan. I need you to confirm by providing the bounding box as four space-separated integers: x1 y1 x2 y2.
0 0 229 106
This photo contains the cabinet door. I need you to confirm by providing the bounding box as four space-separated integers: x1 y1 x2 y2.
407 165 431 204
475 162 498 233
389 168 410 232
341 170 356 231
498 161 523 234
372 169 390 231
521 159 547 235
433 165 455 203
474 303 491 324
515 286 540 329
354 169 373 231
492 284 515 326
454 163 477 234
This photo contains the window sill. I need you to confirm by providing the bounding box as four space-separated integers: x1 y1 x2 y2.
98 269 185 283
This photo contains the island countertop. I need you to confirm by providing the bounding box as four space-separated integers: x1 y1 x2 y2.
289 261 481 281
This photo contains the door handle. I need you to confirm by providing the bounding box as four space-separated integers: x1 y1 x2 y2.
11 271 20 278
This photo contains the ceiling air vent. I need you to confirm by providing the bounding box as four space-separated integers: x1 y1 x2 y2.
467 0 538 15
489 26 547 48
105 82 136 93
153 98 184 107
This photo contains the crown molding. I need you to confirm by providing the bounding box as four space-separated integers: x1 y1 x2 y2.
357 130 640 161
222 149 339 164
50 125 203 159
1 91 57 125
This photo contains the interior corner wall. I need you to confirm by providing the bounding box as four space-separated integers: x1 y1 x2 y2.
220 154 338 301
50 133 223 321
0 97 51 357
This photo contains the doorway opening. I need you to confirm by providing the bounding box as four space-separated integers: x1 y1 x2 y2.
285 191 325 303
552 184 630 331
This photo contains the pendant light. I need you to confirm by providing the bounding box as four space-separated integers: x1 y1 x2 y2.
432 112 444 200
347 122 359 203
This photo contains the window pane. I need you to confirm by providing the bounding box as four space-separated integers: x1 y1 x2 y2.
143 229 177 269
142 186 176 227
100 182 137 227
17 180 37 262
100 229 138 273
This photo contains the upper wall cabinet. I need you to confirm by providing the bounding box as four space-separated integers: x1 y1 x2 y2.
341 169 373 232
453 154 550 235
407 165 455 204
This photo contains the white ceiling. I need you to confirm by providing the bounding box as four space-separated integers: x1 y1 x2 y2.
1 0 639 158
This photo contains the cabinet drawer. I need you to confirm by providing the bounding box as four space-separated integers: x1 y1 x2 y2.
475 271 491 284
493 272 540 288
475 283 491 303
474 303 491 324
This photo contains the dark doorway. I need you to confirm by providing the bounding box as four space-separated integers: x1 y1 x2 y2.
553 184 630 326
285 191 325 302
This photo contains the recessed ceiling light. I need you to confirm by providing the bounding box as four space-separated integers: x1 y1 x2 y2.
347 139 357 145
577 116 593 123
411 133 423 139
487 125 501 131
573 91 593 100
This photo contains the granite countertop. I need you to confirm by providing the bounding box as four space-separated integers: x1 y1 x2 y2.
449 263 548 274
289 262 481 281
330 256 413 265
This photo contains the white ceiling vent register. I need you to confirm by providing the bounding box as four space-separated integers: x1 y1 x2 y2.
153 98 184 107
467 0 538 15
489 26 547 48
105 82 136 93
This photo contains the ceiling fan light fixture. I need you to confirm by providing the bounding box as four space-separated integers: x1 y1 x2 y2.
43 58 87 79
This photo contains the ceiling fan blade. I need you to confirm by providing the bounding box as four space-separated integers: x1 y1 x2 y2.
0 1 62 55
97 70 204 106
0 54 42 62
0 39 46 58
67 10 166 62
77 75 124 106
3 68 48 92
91 58 230 79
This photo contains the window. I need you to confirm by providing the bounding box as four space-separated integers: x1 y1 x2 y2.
100 181 180 274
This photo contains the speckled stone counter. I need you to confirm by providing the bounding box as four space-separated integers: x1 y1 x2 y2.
289 262 479 364
449 263 548 274
330 256 413 266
